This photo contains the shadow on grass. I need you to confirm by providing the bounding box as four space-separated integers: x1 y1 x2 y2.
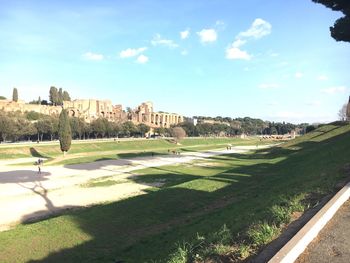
30 147 50 159
4 124 349 262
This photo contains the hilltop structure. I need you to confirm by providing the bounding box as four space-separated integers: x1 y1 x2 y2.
0 99 183 128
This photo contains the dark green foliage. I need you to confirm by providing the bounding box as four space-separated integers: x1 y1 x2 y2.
137 123 150 137
49 86 58 105
12 88 18 102
62 91 71 101
0 96 6 100
306 125 317 133
0 113 14 142
312 0 350 42
58 109 72 153
50 87 71 105
58 88 63 106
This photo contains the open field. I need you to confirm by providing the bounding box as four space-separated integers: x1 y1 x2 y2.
0 137 270 165
0 123 349 262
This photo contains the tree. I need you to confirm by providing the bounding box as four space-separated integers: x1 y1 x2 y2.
0 96 6 100
0 113 14 142
49 86 58 105
58 88 63 105
137 123 150 137
62 91 71 101
12 88 18 102
58 109 72 154
70 117 85 139
171 126 186 143
121 121 137 137
338 103 347 121
38 96 41 105
312 0 350 42
91 118 109 138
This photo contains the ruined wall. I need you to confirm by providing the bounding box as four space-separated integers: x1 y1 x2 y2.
0 99 183 126
0 100 61 116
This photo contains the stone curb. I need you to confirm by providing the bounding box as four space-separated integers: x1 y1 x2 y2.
268 182 350 263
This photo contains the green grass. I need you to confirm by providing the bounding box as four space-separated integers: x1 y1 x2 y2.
1 123 350 262
0 137 265 165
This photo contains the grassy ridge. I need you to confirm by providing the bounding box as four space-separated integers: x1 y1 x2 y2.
0 123 349 262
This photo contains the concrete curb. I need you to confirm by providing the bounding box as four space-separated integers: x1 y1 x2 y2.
268 182 350 263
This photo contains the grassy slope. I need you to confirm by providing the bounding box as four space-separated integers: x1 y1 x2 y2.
0 123 349 262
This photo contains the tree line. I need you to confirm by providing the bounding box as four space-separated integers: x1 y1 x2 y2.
181 117 308 136
0 110 150 143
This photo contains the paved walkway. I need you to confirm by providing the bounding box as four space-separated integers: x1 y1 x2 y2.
0 145 268 231
296 199 350 263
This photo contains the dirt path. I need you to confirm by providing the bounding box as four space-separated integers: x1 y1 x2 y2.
0 145 271 231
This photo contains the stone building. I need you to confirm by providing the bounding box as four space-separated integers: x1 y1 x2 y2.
0 98 183 127
128 101 183 128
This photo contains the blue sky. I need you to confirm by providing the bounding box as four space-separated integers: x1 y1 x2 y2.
0 0 349 123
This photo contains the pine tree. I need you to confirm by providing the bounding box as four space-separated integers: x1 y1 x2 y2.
58 109 72 154
12 88 18 102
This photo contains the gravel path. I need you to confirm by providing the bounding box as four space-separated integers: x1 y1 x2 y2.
296 199 350 263
0 145 269 231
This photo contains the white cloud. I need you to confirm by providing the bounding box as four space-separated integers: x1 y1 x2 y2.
238 18 272 39
82 52 104 61
151 34 178 48
226 47 251 60
317 75 328 81
226 18 271 61
295 72 303 78
232 39 247 48
180 29 190 39
136 54 149 64
120 47 147 58
321 86 347 94
197 29 217 43
259 83 280 89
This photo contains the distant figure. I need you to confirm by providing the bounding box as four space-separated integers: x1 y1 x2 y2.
37 158 43 174
151 152 154 157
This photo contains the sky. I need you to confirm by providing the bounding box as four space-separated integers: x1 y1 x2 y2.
0 0 349 124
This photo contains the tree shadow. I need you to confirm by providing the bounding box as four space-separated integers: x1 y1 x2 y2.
29 147 49 158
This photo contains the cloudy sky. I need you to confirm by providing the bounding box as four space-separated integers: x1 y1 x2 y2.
0 0 349 123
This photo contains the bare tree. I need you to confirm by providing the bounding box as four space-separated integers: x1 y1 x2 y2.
338 103 347 121
171 126 186 143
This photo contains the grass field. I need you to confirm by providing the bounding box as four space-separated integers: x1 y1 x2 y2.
0 123 349 262
0 137 267 165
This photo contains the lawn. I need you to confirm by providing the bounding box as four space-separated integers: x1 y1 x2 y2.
0 137 268 165
0 123 349 262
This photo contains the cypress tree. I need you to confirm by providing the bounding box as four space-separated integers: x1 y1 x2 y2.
58 109 72 154
12 88 18 102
